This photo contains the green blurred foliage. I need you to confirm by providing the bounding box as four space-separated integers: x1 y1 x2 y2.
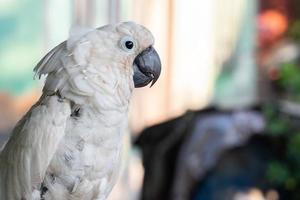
265 118 300 193
287 20 300 42
287 133 300 165
264 63 300 195
287 18 300 42
278 63 300 101
266 161 290 185
263 104 289 136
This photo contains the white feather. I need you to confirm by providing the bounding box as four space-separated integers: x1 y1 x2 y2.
0 96 71 199
67 25 94 50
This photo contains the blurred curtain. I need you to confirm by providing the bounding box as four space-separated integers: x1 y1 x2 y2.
0 0 44 95
0 0 46 131
213 0 258 109
129 0 250 132
213 0 249 69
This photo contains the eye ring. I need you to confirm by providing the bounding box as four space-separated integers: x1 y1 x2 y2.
120 36 136 53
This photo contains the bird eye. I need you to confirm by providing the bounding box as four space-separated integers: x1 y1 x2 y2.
125 41 134 49
120 36 136 53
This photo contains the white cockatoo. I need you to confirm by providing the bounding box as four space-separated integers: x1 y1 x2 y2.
0 22 161 200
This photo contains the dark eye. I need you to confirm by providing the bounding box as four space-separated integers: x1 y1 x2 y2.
120 36 136 53
125 41 134 49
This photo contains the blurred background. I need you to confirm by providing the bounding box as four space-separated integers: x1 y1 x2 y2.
1 0 300 199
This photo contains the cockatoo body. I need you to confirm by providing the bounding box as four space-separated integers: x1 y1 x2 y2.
0 22 161 200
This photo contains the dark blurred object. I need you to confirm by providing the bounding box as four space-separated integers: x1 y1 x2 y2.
170 110 264 200
192 135 280 200
135 110 198 200
136 105 300 200
136 108 267 200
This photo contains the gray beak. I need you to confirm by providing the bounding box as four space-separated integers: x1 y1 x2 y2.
133 46 161 88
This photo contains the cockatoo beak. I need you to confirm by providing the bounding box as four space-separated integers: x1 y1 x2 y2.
133 46 161 88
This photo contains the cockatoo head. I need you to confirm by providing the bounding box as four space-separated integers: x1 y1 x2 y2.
35 22 162 106
93 22 161 88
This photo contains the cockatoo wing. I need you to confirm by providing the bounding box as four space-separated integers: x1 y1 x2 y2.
34 41 67 78
0 26 94 199
34 25 93 97
0 41 75 199
34 41 70 96
0 95 71 200
35 27 95 105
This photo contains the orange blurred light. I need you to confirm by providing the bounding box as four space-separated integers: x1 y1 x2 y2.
258 10 288 43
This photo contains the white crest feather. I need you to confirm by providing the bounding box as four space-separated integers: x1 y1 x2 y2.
67 25 94 50
34 41 67 79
